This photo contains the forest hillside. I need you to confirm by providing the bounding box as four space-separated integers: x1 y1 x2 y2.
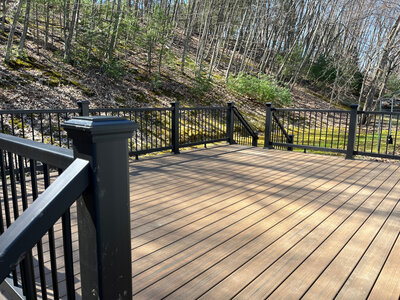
1 0 400 130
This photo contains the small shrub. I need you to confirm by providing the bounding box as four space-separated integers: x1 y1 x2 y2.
104 59 125 78
309 55 336 84
191 73 212 96
386 74 400 95
227 73 292 106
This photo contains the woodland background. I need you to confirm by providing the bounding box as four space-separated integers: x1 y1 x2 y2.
1 0 400 123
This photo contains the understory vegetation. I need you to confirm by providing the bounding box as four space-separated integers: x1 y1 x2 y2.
228 73 292 106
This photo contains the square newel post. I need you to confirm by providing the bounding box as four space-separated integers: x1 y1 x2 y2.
77 100 90 116
227 102 235 144
264 103 273 149
170 102 180 154
346 104 359 159
63 116 137 299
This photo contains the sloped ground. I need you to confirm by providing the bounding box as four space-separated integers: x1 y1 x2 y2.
0 24 339 133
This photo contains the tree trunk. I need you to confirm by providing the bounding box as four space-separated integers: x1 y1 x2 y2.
108 0 122 60
18 0 31 54
64 0 79 62
181 0 196 74
363 13 400 112
225 7 248 82
1 0 8 34
5 0 24 62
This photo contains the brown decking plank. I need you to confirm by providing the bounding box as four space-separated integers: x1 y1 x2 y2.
131 155 331 239
368 231 400 299
130 150 311 223
270 166 400 299
129 148 320 211
160 160 382 300
132 159 373 298
195 162 391 299
304 201 400 299
334 197 400 299
131 154 348 265
130 147 338 193
228 164 399 300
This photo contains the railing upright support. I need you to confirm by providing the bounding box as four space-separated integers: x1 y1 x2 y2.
252 135 258 147
78 101 90 116
288 134 294 151
227 102 235 144
264 103 273 149
346 104 359 159
63 116 137 299
171 102 180 154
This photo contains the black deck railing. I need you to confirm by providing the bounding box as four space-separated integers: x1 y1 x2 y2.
0 135 80 299
0 117 136 299
264 103 400 160
0 102 258 158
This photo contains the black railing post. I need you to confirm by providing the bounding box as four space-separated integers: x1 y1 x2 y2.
264 103 273 149
77 101 90 116
171 102 180 154
63 116 136 299
288 134 294 151
227 102 234 144
346 104 358 159
252 135 258 147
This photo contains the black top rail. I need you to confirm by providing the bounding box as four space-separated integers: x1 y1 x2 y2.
90 107 173 113
0 109 80 114
0 158 90 282
0 133 74 170
180 106 227 111
274 108 348 113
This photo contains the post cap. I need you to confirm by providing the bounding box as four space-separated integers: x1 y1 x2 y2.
63 116 137 142
350 104 359 109
266 103 273 107
77 100 90 105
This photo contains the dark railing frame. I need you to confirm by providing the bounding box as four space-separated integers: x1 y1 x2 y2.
264 103 400 160
0 117 137 299
0 101 258 160
232 107 259 146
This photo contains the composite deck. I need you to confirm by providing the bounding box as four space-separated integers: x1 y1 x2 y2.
5 144 400 299
130 145 400 299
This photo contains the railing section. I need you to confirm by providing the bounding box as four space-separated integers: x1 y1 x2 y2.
0 116 136 299
265 103 400 160
0 109 80 148
232 107 258 147
0 134 83 299
270 107 350 154
179 107 228 147
89 107 173 156
0 102 258 158
356 111 400 159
